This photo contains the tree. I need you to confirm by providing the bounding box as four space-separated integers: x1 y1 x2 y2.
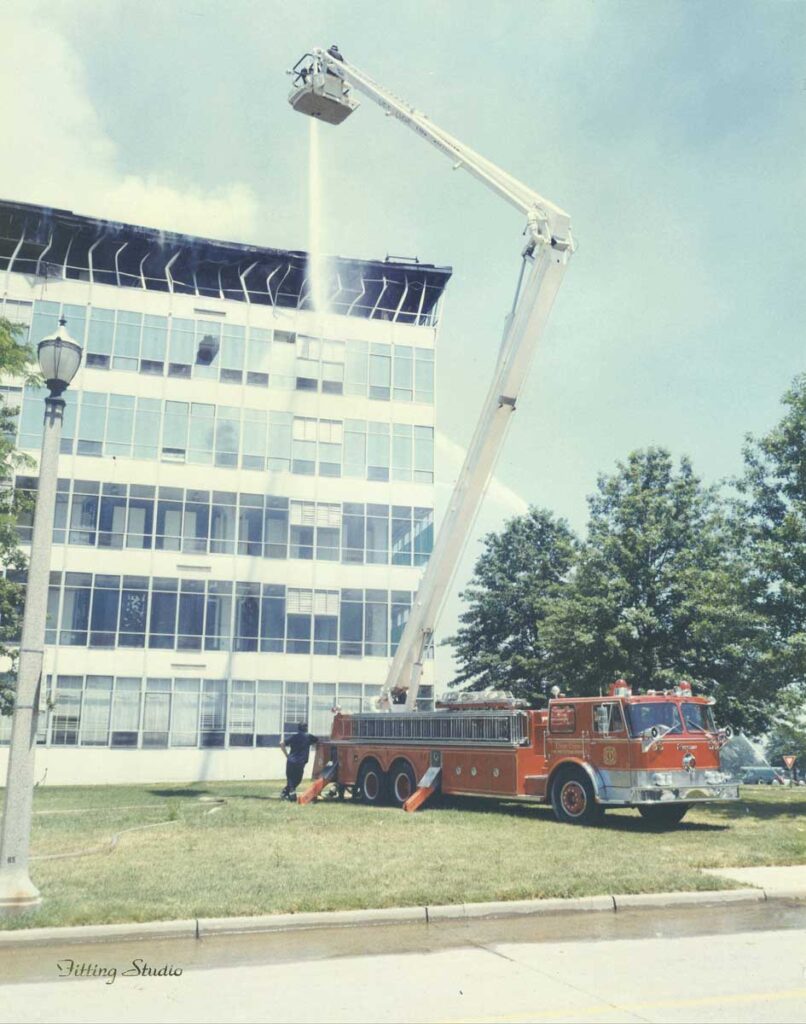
446 507 577 700
739 373 806 692
0 316 39 715
542 449 768 729
764 684 806 773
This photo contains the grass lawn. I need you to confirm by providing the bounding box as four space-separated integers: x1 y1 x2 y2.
1 782 804 930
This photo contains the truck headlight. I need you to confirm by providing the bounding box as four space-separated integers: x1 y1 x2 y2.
652 773 673 786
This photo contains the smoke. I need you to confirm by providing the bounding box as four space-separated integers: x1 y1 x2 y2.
0 8 260 241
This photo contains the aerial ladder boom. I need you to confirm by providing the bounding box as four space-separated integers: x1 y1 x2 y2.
288 49 575 710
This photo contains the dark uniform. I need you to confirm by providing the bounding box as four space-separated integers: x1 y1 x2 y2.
281 725 318 800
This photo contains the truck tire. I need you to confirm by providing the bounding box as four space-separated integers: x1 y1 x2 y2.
388 760 417 808
357 760 386 806
638 804 689 827
551 768 601 825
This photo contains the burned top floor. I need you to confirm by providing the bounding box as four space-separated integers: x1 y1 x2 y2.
0 199 451 326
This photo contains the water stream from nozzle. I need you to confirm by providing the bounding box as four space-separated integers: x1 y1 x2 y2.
307 118 328 315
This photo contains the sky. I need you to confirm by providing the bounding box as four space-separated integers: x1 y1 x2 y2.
2 1 805 679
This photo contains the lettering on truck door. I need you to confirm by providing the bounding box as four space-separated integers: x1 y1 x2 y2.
547 702 584 760
589 701 630 798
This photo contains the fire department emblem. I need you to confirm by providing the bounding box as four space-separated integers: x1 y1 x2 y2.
602 746 617 766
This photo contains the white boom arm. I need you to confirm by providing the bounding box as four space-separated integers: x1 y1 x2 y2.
294 49 574 709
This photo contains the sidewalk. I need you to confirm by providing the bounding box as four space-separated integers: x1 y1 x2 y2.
703 864 806 898
1 865 804 949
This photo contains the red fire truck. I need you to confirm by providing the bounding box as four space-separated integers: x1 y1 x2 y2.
305 681 737 825
288 50 738 829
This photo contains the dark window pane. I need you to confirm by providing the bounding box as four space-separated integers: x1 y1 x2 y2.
89 584 120 647
260 592 285 653
177 591 204 650
287 613 311 654
204 593 232 651
208 501 235 554
339 598 363 657
234 595 259 651
314 615 338 655
119 583 148 647
149 592 177 648
238 505 263 555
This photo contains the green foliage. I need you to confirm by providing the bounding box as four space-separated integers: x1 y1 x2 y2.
543 449 768 728
450 448 771 730
739 373 806 691
0 316 37 715
765 684 806 770
445 508 576 699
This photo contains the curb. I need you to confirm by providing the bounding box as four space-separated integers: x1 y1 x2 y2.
611 889 766 910
0 918 198 947
0 885 798 948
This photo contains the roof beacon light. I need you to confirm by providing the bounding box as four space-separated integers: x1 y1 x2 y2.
610 679 632 698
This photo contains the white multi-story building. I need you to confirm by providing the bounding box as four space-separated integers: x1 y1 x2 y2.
0 199 450 785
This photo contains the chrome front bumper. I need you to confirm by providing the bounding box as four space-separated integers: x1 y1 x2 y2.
628 783 740 805
596 769 740 806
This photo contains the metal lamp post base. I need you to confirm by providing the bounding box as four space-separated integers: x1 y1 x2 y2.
0 870 42 914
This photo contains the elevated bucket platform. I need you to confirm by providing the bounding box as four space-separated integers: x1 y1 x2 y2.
288 74 358 125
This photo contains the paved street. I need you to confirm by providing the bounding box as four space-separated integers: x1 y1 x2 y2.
1 900 805 1023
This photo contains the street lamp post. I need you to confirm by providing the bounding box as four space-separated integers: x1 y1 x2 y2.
0 318 82 914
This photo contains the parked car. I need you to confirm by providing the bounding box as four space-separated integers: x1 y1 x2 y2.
739 766 788 785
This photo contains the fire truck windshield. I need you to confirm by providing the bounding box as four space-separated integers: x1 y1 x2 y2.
625 702 683 737
681 702 716 733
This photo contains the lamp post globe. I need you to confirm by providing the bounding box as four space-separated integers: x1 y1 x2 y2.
37 318 82 396
0 317 82 914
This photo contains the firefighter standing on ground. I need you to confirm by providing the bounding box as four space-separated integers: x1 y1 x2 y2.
280 722 318 801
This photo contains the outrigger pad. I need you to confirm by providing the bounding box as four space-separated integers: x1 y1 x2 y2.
298 760 337 805
403 765 441 813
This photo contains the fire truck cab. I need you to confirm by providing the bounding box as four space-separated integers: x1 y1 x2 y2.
309 682 738 826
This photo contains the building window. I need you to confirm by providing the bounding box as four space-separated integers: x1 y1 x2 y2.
171 679 200 747
111 678 141 747
33 574 420 657
15 387 434 484
50 676 82 745
229 680 255 747
27 677 404 750
311 683 337 735
79 676 113 745
205 581 233 652
284 681 308 733
255 681 282 745
142 678 171 747
200 679 227 747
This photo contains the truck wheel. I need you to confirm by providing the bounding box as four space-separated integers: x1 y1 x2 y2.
388 760 417 808
357 760 386 806
638 804 689 827
551 768 601 825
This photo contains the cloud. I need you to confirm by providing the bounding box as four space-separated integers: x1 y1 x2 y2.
0 8 259 240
